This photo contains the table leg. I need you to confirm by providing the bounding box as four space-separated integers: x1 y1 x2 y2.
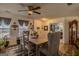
36 45 40 56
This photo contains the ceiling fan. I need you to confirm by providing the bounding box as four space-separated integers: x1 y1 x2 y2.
18 6 41 15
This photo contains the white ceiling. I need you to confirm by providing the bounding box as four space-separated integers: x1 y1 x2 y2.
0 3 79 19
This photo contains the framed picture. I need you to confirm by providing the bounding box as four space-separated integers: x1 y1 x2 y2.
37 27 40 30
44 26 48 31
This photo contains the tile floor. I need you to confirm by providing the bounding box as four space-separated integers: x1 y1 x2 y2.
0 40 76 56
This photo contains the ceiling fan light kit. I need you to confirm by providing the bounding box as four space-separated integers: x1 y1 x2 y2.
18 5 41 15
28 11 33 15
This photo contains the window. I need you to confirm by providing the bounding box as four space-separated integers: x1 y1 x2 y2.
18 20 29 36
0 17 11 39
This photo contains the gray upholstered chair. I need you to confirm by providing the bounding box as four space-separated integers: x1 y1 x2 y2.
39 32 61 56
48 32 61 56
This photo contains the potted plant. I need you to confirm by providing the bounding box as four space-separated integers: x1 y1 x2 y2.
0 38 6 52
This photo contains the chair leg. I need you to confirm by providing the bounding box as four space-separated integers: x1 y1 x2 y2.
28 50 30 56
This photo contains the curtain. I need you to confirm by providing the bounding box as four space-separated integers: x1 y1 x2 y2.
0 17 11 26
18 20 24 26
4 18 11 26
18 20 29 26
25 21 29 26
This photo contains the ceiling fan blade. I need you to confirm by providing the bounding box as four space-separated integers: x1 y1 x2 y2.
18 10 28 12
28 6 33 10
33 11 41 14
32 7 41 10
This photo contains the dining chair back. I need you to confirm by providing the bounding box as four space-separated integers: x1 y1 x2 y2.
48 32 61 56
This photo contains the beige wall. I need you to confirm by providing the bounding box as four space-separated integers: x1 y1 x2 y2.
34 18 64 41
33 16 79 44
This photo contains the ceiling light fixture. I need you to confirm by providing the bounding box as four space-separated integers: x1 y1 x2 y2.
42 18 47 21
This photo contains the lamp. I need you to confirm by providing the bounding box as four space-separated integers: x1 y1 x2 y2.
11 22 18 30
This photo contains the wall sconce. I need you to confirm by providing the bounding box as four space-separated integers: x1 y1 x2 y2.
11 22 18 30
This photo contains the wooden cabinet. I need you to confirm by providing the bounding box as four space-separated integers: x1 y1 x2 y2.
69 20 78 45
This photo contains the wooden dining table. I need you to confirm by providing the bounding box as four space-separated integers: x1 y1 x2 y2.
29 38 48 56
